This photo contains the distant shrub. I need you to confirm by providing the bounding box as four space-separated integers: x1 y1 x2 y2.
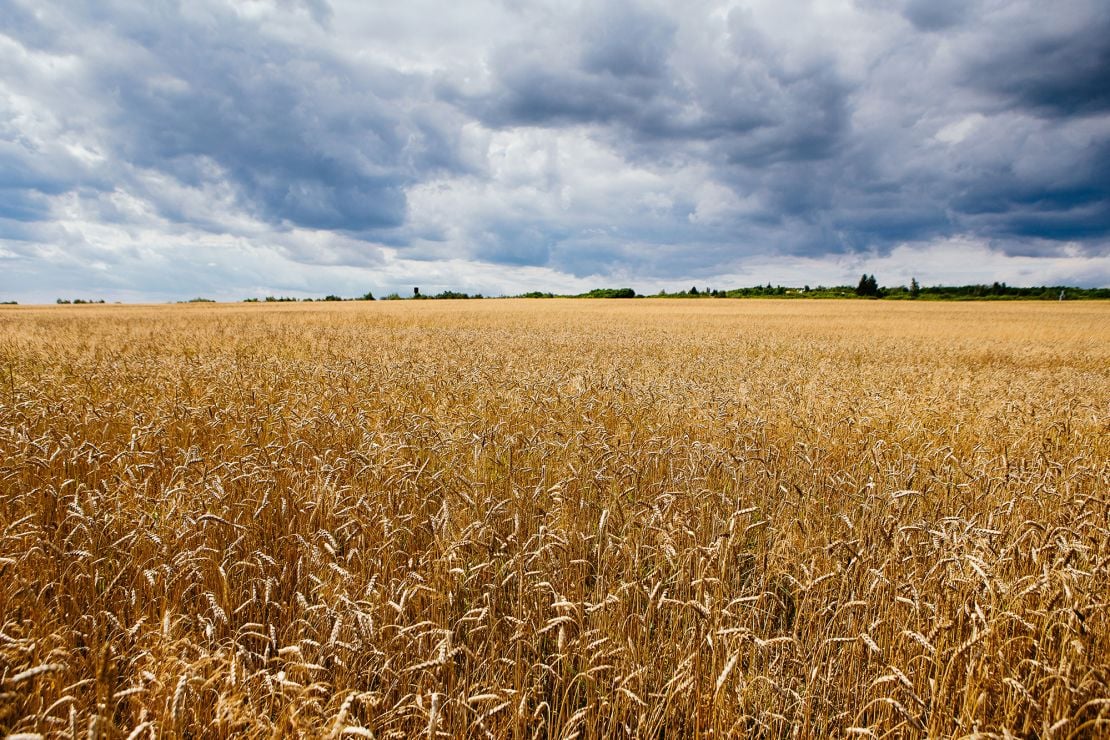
583 288 637 299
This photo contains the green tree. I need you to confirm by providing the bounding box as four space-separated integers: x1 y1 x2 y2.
856 274 880 298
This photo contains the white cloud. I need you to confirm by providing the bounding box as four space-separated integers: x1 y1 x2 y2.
935 113 986 144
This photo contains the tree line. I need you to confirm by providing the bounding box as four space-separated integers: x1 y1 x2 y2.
22 278 1109 307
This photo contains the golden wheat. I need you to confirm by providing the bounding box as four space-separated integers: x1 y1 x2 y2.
0 299 1107 737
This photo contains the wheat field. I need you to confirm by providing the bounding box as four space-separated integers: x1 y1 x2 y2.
0 299 1107 738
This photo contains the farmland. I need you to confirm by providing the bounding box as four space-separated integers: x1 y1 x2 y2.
1 299 1107 737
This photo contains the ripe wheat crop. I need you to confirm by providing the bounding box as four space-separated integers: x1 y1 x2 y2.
0 299 1107 738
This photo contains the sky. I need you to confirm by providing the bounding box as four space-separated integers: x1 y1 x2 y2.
1 0 1109 302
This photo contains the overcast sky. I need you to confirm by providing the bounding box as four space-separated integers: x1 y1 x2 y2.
2 0 1108 301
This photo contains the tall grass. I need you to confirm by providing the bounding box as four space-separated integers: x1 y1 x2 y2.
1 299 1107 737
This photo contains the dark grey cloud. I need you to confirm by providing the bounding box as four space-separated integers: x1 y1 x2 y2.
902 0 971 31
454 4 850 163
580 2 676 79
94 9 423 231
663 1 1110 266
962 4 1110 117
2 0 473 237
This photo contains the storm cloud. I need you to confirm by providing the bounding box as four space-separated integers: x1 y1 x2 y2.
1 0 1108 301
